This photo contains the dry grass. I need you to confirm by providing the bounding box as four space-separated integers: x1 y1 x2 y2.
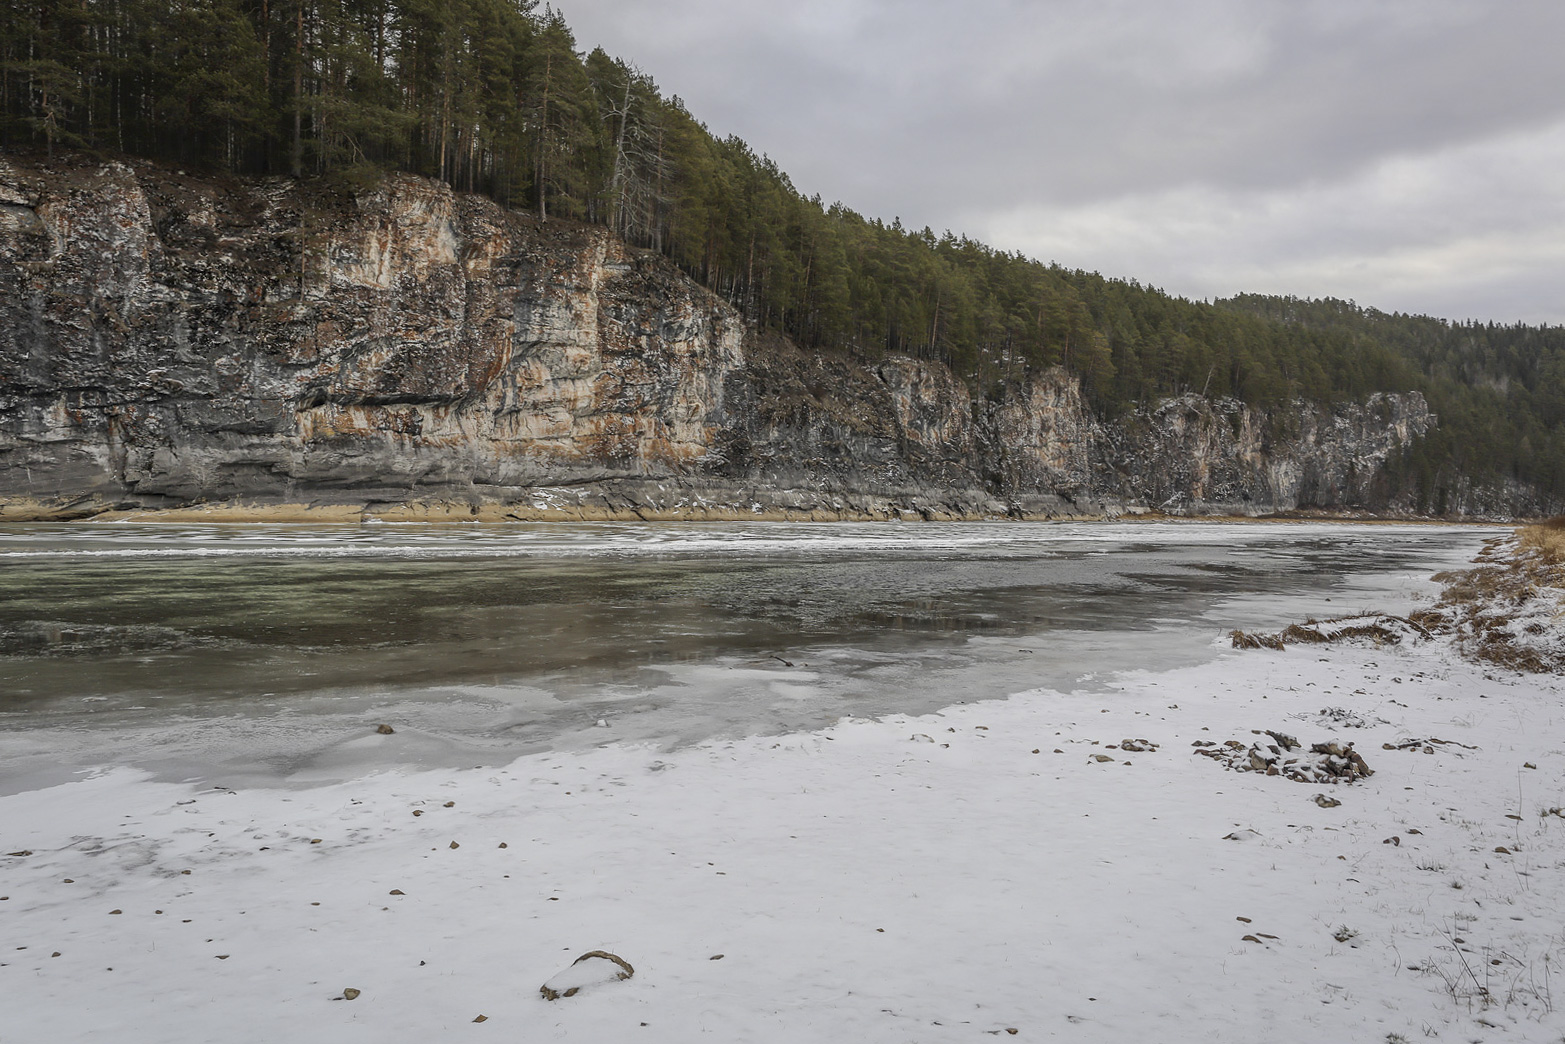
1518 515 1565 567
1230 614 1429 651
1234 521 1565 674
1422 524 1565 674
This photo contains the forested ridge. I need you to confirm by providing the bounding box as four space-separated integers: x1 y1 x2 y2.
3 0 1562 506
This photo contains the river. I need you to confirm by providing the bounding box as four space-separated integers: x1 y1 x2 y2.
0 520 1491 793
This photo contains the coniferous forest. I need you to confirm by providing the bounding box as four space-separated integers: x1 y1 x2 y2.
3 0 1563 507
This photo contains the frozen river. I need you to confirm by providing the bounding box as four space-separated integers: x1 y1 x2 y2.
0 520 1493 792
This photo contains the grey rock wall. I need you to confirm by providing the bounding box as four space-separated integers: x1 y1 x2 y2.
0 154 1463 521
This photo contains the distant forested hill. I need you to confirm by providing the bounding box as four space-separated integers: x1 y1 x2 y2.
2 0 1561 507
1216 296 1565 510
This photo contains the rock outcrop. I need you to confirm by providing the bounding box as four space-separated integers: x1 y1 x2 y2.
0 154 1449 521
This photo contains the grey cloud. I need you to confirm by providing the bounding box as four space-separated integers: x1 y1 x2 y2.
559 0 1565 321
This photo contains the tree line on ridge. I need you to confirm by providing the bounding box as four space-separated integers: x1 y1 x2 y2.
3 0 1562 507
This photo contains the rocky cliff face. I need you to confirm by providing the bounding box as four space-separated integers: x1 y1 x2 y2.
0 154 1450 520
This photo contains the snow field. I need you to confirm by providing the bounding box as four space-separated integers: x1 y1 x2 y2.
2 637 1563 1042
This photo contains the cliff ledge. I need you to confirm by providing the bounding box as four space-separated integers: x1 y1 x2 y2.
0 155 1440 521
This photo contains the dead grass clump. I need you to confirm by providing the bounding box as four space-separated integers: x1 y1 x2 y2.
1430 565 1524 605
1518 517 1565 566
1426 528 1565 674
1229 614 1429 651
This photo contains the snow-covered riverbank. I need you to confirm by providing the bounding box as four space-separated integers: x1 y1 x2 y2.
4 628 1562 1042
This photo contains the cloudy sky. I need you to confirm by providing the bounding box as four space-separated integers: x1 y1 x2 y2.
558 0 1565 325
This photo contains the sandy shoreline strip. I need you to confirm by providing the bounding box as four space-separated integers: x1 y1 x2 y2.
0 494 1521 525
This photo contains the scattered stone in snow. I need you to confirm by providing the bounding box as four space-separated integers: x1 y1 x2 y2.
341 988 361 1001
473 1015 487 1023
1314 794 1342 808
1196 736 1372 783
539 951 634 1000
375 724 395 735
1092 754 1115 763
1383 836 1400 846
443 801 455 808
1312 707 1382 729
449 841 459 849
389 890 404 895
1223 829 1262 842
412 810 422 816
709 954 724 960
1119 738 1159 752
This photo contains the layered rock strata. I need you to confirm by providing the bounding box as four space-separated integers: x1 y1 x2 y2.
1 154 1446 521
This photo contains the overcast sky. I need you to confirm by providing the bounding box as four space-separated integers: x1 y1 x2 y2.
557 0 1565 325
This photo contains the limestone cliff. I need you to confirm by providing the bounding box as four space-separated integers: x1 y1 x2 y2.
0 154 1451 521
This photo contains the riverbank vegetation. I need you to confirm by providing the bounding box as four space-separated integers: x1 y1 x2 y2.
1415 517 1565 672
3 0 1562 505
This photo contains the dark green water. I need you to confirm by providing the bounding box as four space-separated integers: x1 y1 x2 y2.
0 521 1490 789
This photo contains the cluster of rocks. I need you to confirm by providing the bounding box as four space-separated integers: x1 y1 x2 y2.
1088 737 1160 763
1313 706 1384 729
1193 730 1373 784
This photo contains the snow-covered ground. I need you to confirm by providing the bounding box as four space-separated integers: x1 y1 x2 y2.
4 629 1563 1042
